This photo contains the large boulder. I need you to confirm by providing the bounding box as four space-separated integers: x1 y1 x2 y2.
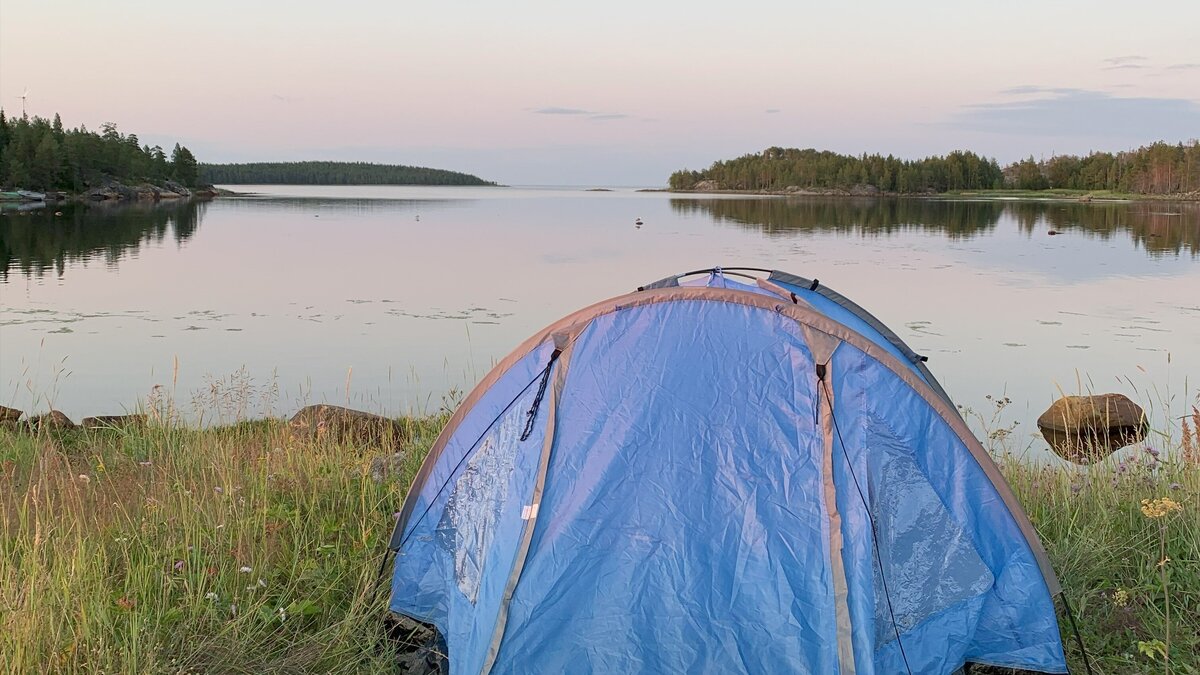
26 409 77 431
288 405 408 449
1037 394 1147 464
0 405 23 430
81 414 148 430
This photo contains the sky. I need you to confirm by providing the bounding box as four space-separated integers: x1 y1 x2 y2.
2 0 1198 185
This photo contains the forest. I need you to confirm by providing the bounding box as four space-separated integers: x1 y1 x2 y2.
199 161 493 186
669 142 1200 195
0 111 198 192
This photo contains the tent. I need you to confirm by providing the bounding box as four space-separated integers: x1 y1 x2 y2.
385 267 1069 674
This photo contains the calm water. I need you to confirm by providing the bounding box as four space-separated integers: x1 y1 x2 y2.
2 186 1198 455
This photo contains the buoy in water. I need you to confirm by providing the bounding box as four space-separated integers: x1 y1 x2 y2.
635 218 643 226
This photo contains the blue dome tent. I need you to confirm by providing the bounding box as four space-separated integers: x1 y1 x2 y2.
385 267 1070 674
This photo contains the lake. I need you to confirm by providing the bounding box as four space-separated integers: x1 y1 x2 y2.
2 186 1197 457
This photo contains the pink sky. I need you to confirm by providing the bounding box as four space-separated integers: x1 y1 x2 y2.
3 0 1198 184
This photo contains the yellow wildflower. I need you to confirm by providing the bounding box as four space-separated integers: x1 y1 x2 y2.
1140 497 1182 519
1112 588 1129 607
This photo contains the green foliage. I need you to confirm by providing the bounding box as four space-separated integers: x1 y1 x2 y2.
199 161 494 186
669 147 1005 193
170 143 199 187
0 110 200 191
0 412 447 673
671 141 1200 196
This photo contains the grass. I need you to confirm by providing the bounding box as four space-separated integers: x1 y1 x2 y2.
1 401 1197 673
0 416 444 674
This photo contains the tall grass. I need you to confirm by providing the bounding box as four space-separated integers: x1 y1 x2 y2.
0 417 442 673
1 397 1197 673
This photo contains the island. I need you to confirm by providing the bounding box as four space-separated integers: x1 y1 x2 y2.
668 142 1200 200
199 161 495 186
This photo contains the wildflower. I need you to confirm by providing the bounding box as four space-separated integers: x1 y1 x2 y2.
205 592 219 602
239 566 252 574
229 604 238 618
1140 497 1183 519
258 578 267 587
1070 482 1083 495
173 560 185 571
277 607 288 622
1112 588 1129 607
1169 482 1182 491
139 461 152 467
1145 446 1160 459
214 486 224 494
116 597 136 611
77 474 90 483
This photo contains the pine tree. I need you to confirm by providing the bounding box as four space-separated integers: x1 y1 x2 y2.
171 143 199 186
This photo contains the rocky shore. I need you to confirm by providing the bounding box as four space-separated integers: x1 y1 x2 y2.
23 180 223 203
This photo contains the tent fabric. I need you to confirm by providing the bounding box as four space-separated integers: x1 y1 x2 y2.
388 271 1068 675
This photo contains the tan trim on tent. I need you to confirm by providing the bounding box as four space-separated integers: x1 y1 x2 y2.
755 277 813 308
479 343 575 675
393 285 1059 598
817 351 857 674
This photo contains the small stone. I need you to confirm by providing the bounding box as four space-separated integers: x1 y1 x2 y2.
370 452 408 483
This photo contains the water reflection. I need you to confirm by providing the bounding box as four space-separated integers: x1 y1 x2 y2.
0 199 207 280
673 197 1200 256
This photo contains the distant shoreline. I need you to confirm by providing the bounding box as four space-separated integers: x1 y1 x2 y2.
664 187 1200 202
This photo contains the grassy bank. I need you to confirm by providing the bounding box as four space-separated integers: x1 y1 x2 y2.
1 411 1197 673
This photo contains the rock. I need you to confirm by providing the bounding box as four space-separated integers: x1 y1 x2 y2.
848 184 881 196
161 180 192 198
27 409 77 431
288 405 408 448
691 179 723 192
81 414 148 430
370 452 408 483
1037 394 1147 464
0 405 23 430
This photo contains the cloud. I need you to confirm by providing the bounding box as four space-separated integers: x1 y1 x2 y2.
999 86 1083 96
1165 63 1200 70
765 108 781 114
1103 55 1147 66
532 107 629 121
1103 64 1147 71
533 107 595 115
945 88 1200 140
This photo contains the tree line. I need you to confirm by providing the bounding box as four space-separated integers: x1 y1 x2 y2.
669 142 1200 195
0 111 199 192
199 161 494 186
